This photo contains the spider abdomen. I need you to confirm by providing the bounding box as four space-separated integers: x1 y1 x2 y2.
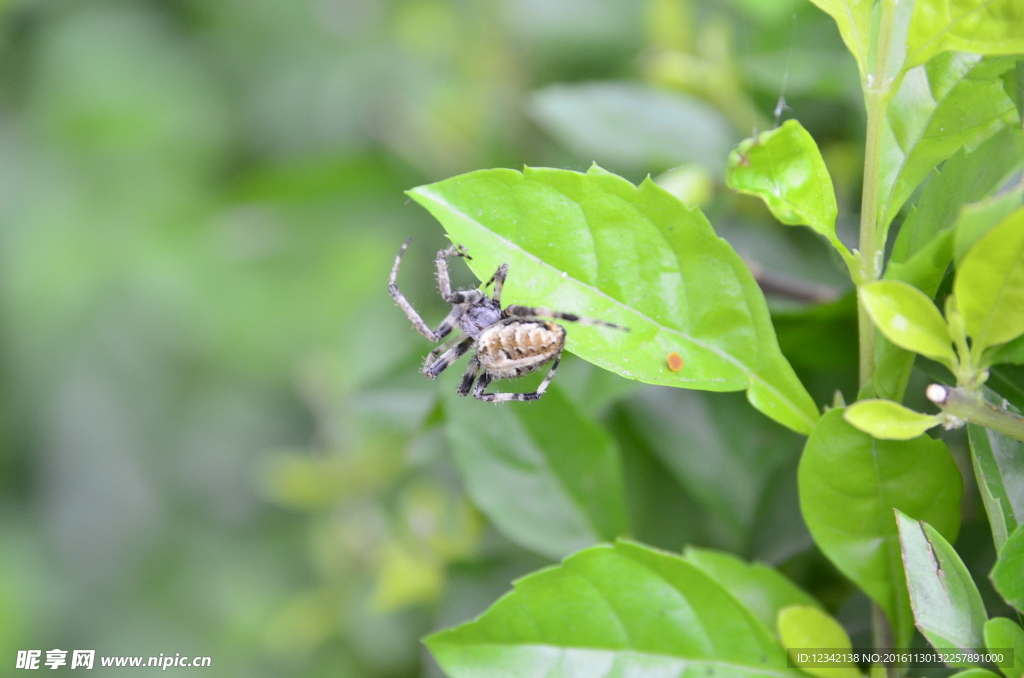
476 320 566 379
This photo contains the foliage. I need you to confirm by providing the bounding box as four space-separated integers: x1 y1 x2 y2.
4 1 1024 678
397 1 1024 677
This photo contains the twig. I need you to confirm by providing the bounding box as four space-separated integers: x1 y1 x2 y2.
926 384 1024 443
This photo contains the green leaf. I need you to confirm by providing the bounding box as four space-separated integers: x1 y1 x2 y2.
896 510 987 659
554 354 643 417
528 82 738 175
844 399 942 440
725 120 851 266
967 389 1024 553
992 522 1024 613
948 670 1004 678
408 165 820 434
906 0 1024 70
425 540 801 678
880 54 1019 229
799 409 963 649
878 128 1024 401
891 127 1024 276
989 364 1024 413
984 617 1024 677
443 384 628 560
773 293 860 408
954 182 1024 265
955 206 1024 352
683 547 822 639
777 605 860 678
805 0 873 78
860 280 957 365
992 335 1024 366
624 389 804 552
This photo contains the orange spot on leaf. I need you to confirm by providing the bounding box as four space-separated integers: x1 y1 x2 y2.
667 352 684 372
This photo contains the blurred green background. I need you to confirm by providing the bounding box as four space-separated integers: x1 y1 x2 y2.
0 0 880 675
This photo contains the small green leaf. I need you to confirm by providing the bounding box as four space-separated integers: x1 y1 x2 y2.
956 206 1024 353
844 399 942 440
906 0 1024 69
878 128 1024 402
967 389 1024 553
529 82 738 175
892 127 1024 275
684 547 822 639
408 165 820 434
443 385 628 560
777 606 860 678
984 617 1024 677
860 280 957 365
799 409 963 649
425 540 802 678
896 510 987 660
992 522 1024 613
879 54 1019 229
954 182 1024 265
805 0 873 77
725 120 851 266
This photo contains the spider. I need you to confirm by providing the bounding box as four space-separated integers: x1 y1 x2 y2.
388 238 628 402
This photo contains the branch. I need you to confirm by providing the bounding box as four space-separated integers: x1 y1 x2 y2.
744 258 839 303
926 384 1024 443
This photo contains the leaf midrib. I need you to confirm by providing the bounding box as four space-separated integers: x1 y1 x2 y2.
414 186 816 431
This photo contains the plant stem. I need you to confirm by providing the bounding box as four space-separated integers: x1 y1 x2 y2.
857 0 898 390
858 96 884 386
927 384 1024 443
860 4 901 675
871 603 895 676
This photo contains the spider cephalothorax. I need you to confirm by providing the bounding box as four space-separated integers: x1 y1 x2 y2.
388 238 627 402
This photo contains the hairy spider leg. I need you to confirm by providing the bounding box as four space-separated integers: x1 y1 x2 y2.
457 357 482 396
481 263 509 305
472 350 563 402
423 333 464 368
434 243 473 303
389 239 480 342
502 304 628 331
424 336 475 379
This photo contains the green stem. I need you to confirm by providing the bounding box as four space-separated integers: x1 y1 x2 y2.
857 0 898 390
928 384 1024 443
860 4 901 675
871 603 896 674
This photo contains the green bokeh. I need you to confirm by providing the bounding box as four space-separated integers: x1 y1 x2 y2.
0 0 880 676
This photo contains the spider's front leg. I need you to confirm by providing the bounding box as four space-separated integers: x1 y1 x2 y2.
502 304 628 331
423 336 475 379
435 243 481 305
389 238 466 342
472 351 563 403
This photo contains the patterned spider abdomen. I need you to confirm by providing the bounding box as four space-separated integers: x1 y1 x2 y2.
476 320 566 379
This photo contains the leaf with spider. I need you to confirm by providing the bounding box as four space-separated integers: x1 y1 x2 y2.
406 164 819 435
